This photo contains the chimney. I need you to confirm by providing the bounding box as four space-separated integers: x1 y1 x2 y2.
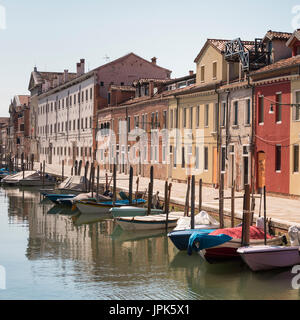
77 62 81 75
64 69 69 83
34 66 37 72
151 57 157 65
189 70 194 76
80 59 85 74
58 74 63 85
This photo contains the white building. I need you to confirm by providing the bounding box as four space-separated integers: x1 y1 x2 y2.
38 61 95 167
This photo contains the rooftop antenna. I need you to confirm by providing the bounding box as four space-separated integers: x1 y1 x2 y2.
103 54 110 62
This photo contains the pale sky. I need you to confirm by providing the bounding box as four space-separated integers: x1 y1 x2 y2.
0 0 299 116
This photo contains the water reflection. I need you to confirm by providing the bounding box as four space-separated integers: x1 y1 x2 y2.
1 187 299 300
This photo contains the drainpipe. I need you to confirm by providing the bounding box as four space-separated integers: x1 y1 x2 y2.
215 86 221 186
248 74 256 194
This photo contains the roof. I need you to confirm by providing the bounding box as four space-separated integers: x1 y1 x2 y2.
263 30 292 42
286 30 300 47
250 55 300 76
16 95 30 106
95 52 172 74
110 85 135 92
28 70 77 91
194 39 256 63
132 78 171 86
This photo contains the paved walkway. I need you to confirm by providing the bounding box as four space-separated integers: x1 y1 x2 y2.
35 162 300 230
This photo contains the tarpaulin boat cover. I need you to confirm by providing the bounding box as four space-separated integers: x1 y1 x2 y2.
209 226 273 240
188 233 232 256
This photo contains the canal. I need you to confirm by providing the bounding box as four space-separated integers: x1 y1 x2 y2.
0 187 299 300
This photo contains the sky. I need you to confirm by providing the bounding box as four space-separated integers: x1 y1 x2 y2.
0 0 299 117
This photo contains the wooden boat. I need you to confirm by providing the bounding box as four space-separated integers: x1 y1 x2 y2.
188 226 286 260
237 246 300 272
110 206 164 218
2 171 37 186
76 199 146 215
237 225 300 271
168 228 218 251
168 211 220 250
45 193 76 204
115 213 182 231
19 172 56 187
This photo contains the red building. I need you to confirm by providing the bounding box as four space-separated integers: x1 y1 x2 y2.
253 79 291 194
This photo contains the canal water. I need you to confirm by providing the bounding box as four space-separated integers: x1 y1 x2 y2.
0 187 299 300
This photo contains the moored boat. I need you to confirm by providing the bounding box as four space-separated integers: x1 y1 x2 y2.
76 198 146 215
115 213 182 231
110 206 163 218
237 246 300 272
188 226 286 260
237 225 300 271
2 171 37 186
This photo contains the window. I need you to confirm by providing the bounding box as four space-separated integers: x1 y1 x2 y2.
213 62 217 79
196 106 200 128
195 146 199 169
275 145 281 172
183 108 187 128
163 110 167 129
221 147 226 173
69 96 72 106
201 66 205 82
204 147 208 171
245 99 251 125
86 90 88 101
258 96 264 124
90 88 93 100
74 94 76 105
170 110 173 129
294 145 299 173
276 93 282 123
189 107 193 129
221 102 226 127
205 104 209 127
127 116 131 133
213 103 218 132
182 147 185 168
233 101 238 126
295 92 300 121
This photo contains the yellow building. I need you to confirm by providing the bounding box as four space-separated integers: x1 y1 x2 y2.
167 39 244 185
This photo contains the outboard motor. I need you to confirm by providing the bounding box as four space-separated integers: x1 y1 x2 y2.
256 217 269 234
288 226 300 246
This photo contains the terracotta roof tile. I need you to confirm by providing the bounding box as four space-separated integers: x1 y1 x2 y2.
194 39 255 63
264 30 292 41
110 85 135 92
251 55 300 75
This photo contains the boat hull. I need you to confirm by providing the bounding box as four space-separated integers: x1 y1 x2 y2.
204 237 285 260
76 202 112 215
115 216 179 231
76 199 146 215
238 246 300 271
168 228 218 251
110 206 163 218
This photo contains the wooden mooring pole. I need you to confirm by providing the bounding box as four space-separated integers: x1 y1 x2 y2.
199 179 202 213
242 184 251 247
113 164 117 206
184 177 191 217
231 180 235 228
165 181 169 230
129 166 133 205
264 186 267 246
42 160 45 187
191 176 195 230
96 165 100 202
219 173 224 229
147 166 154 216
